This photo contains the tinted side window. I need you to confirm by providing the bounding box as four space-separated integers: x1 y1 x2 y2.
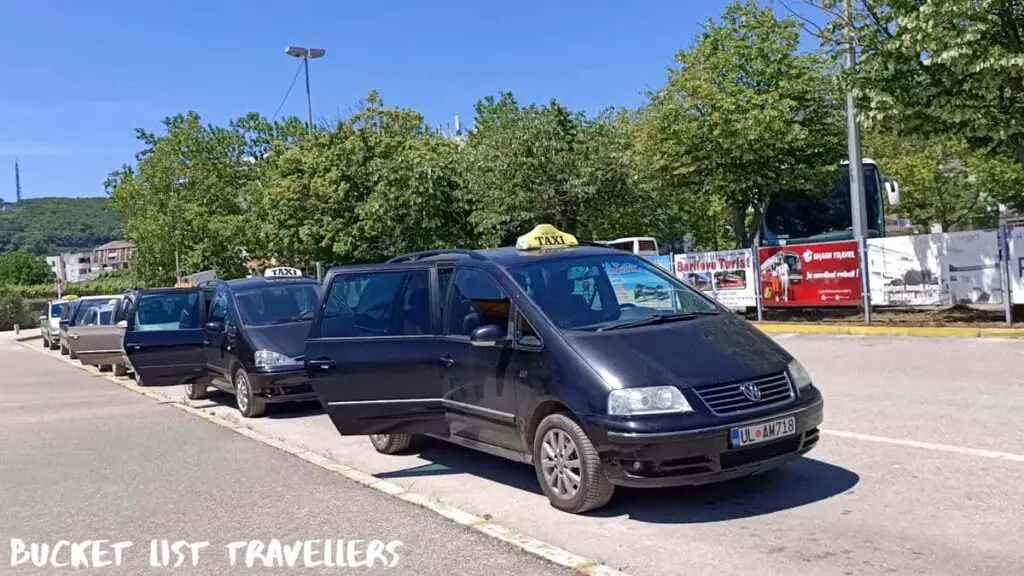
133 292 201 331
209 292 229 323
446 269 510 337
320 271 431 337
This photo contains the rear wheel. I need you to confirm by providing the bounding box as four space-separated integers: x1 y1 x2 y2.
184 381 208 400
68 348 78 360
60 345 68 356
234 368 266 418
532 413 615 514
113 363 127 377
368 433 418 454
49 339 59 351
98 365 111 372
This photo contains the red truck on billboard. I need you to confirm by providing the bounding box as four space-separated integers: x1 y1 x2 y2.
758 240 861 307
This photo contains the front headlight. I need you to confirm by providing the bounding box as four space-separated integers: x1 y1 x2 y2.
788 359 813 391
254 350 301 369
608 386 694 416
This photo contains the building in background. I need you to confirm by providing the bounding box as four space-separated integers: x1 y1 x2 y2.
91 240 135 273
46 252 92 283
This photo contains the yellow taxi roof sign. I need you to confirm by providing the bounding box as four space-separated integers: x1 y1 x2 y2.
515 224 578 251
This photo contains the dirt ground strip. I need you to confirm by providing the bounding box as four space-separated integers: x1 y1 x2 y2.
745 304 1019 328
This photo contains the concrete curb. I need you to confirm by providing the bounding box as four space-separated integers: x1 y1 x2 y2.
754 322 1024 338
15 340 629 576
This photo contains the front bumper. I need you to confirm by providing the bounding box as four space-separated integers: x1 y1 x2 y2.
593 398 823 488
247 368 316 404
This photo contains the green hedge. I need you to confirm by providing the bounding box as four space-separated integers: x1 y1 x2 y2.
0 287 27 331
2 275 147 300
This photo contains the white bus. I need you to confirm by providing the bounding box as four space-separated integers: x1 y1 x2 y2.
595 237 660 257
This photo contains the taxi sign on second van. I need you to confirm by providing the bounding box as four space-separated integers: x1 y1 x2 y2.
516 224 578 251
265 266 303 278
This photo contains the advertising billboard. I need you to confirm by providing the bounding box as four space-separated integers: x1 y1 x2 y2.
758 241 861 307
868 230 1004 306
673 249 756 308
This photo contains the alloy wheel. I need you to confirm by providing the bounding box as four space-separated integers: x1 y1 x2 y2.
235 373 250 411
540 428 582 500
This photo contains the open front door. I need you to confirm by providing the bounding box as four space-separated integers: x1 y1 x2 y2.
123 289 209 386
305 267 449 436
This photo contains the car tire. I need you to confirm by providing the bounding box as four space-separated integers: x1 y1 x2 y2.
532 413 615 514
60 345 68 356
368 433 418 454
113 364 127 377
185 381 208 400
98 365 111 372
234 368 266 418
68 349 78 360
49 340 59 351
41 337 48 347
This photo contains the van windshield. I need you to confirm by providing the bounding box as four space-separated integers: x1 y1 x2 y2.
235 283 321 327
50 303 66 318
506 254 719 331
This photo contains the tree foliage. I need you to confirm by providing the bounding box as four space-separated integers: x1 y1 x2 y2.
811 0 1024 173
0 197 124 256
0 251 52 285
639 0 846 248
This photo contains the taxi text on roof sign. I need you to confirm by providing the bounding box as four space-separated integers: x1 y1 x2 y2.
515 224 579 251
265 266 303 278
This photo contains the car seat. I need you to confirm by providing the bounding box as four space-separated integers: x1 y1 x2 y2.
402 287 431 335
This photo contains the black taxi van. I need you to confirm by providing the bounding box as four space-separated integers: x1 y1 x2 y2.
185 267 322 417
304 225 824 514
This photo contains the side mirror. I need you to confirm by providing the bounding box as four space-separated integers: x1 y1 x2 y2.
204 320 224 332
116 320 128 329
884 179 901 206
469 324 508 347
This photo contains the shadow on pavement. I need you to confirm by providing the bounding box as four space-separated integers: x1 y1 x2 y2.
185 389 323 419
591 458 859 523
379 441 858 522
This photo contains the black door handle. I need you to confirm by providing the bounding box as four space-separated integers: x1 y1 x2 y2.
307 359 336 370
439 355 455 368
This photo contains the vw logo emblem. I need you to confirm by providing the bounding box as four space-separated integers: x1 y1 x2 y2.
739 382 762 402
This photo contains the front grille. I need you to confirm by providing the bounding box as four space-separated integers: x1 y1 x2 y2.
691 372 794 416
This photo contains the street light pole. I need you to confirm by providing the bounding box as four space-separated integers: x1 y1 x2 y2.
285 46 327 133
843 0 871 324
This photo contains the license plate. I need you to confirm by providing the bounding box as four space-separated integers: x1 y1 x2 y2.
729 416 797 448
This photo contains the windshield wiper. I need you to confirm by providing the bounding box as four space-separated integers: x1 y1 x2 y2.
267 313 315 325
597 311 719 332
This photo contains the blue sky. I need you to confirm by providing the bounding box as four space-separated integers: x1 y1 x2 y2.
0 0 816 201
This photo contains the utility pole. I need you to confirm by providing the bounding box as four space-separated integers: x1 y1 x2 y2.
843 0 871 323
285 46 327 133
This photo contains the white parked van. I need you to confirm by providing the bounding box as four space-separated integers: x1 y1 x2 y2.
596 237 659 257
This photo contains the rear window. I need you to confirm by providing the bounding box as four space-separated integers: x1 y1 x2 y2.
50 303 66 318
638 240 657 252
133 292 201 331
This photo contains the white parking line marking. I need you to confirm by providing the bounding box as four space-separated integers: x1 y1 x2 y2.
821 429 1024 462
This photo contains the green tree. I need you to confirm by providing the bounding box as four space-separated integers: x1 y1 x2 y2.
250 91 473 266
0 287 26 331
816 0 1024 175
0 197 123 256
460 93 643 247
865 131 1024 231
0 251 52 285
640 0 845 248
106 112 297 285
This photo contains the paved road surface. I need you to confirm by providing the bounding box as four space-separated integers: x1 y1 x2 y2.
0 339 572 575
8 333 1024 575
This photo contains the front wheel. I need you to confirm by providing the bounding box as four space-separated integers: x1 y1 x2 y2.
49 340 59 351
184 381 207 400
533 413 615 514
234 368 266 418
60 345 68 356
368 433 419 454
68 348 78 360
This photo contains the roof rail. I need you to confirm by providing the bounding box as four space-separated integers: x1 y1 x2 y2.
386 249 487 264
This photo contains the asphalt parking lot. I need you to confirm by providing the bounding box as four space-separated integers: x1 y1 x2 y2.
5 332 1024 575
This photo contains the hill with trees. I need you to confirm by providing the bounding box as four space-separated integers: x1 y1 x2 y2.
0 197 124 256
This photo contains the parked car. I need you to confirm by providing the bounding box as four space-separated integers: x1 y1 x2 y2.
185 267 322 417
39 299 69 350
304 224 824 514
66 301 128 375
117 287 209 386
57 295 121 359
